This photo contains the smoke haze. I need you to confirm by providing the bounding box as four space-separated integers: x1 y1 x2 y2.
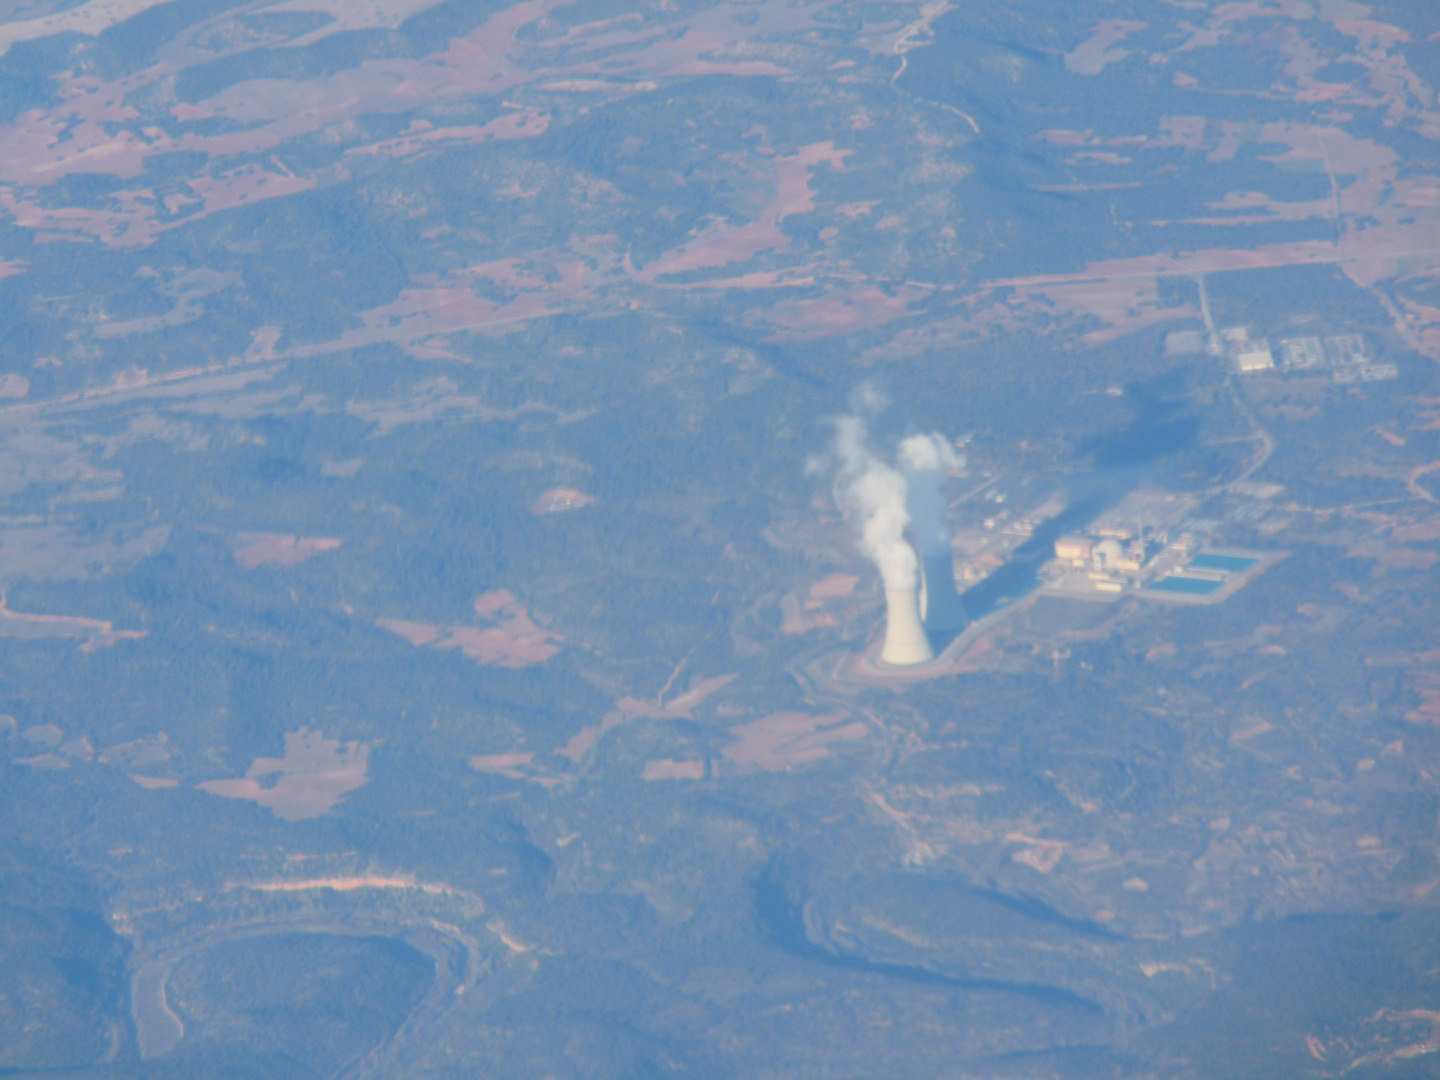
833 416 917 590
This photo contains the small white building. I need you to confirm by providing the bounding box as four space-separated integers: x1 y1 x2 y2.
1236 341 1275 372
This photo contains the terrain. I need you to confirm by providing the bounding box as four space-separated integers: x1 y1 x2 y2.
2 0 1440 1076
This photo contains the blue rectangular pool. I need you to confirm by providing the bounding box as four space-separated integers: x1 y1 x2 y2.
1189 553 1259 573
1149 575 1224 595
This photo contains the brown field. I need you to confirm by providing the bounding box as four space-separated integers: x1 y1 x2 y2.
378 589 562 668
305 263 598 361
233 534 342 569
722 710 867 772
0 162 315 248
984 111 1440 350
1348 545 1440 571
376 619 441 647
781 573 865 635
641 758 705 780
663 673 737 716
129 775 178 789
810 574 859 601
197 729 369 821
1064 19 1147 76
760 283 927 342
0 0 811 251
0 0 187 55
781 607 841 635
637 142 849 284
470 751 536 779
1393 518 1440 543
0 0 1434 368
555 714 622 763
346 109 550 159
0 592 145 650
1009 275 1194 344
12 752 69 769
558 673 735 763
1007 833 1067 874
435 622 561 667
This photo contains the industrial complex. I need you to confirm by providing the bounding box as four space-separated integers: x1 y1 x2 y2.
1043 530 1281 605
843 477 1284 683
1166 326 1398 382
1036 488 1281 604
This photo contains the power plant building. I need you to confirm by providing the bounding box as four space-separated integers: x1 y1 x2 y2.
1280 337 1325 369
1054 537 1092 564
1235 340 1275 372
1325 335 1367 364
1091 538 1124 573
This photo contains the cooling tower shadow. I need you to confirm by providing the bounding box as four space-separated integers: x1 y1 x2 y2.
958 490 1114 622
958 374 1204 623
925 624 966 654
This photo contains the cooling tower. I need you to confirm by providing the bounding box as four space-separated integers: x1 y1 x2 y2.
920 553 968 634
881 586 934 666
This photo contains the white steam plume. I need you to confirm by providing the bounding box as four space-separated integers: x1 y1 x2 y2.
834 416 916 590
898 434 964 558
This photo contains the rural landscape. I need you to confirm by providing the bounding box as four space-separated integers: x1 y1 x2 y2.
2 0 1440 1076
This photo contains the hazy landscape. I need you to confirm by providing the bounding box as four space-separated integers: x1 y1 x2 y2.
2 0 1440 1076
